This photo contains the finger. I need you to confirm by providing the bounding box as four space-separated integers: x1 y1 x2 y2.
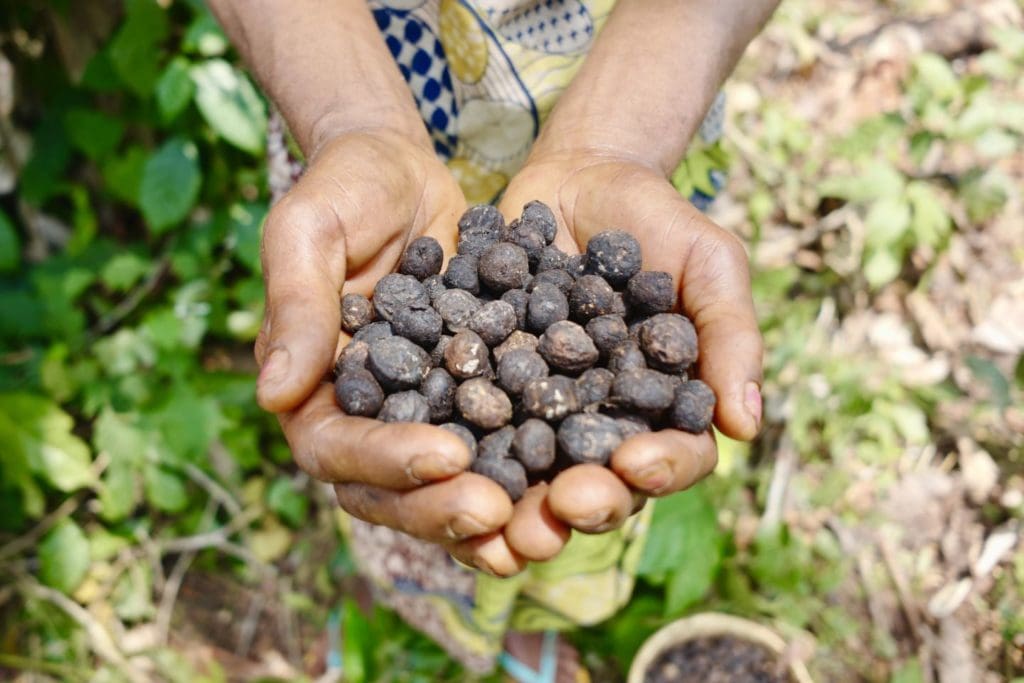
257 191 348 413
504 483 571 562
571 171 763 440
282 385 473 488
610 429 718 496
334 472 513 544
447 532 528 578
547 464 634 534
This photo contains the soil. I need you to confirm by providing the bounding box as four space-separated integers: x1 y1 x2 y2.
644 636 791 683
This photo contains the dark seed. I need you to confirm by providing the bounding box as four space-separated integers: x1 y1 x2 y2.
443 254 480 294
505 223 547 267
557 413 622 465
479 425 516 460
611 368 676 414
569 274 617 323
469 300 517 346
497 348 549 395
471 456 527 501
567 253 588 278
520 200 557 244
527 282 569 332
440 422 478 459
421 368 457 423
535 245 568 273
607 340 647 373
585 230 642 286
521 376 580 422
335 340 370 376
493 330 540 364
479 242 530 293
501 288 530 330
423 274 447 303
334 369 384 417
373 273 430 322
399 236 444 280
434 288 482 333
626 271 676 315
529 268 575 296
352 320 393 344
378 391 431 423
391 304 443 348
576 367 614 406
458 205 505 242
668 380 717 433
430 334 454 367
585 315 629 360
512 419 557 472
366 335 431 391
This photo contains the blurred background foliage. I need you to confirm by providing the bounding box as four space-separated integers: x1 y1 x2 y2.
0 1 1022 682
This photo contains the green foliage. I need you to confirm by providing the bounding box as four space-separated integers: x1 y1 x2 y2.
38 520 91 594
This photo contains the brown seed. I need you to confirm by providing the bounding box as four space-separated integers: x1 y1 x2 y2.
569 274 617 323
638 313 698 373
478 425 516 460
493 330 540 364
456 378 513 430
479 242 530 293
335 340 370 376
626 271 676 315
520 375 580 422
576 367 614 406
585 315 629 360
585 230 642 286
444 330 492 379
469 300 517 346
434 289 482 333
340 293 374 334
537 320 599 374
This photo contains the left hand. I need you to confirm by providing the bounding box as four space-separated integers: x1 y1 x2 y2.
447 151 764 575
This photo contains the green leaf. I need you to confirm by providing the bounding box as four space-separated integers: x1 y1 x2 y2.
0 209 20 272
0 393 94 495
865 196 912 249
864 248 902 289
19 114 71 205
99 459 138 522
230 202 267 272
183 12 229 57
156 57 195 122
63 108 124 160
191 60 268 154
890 658 924 683
818 160 905 203
267 477 309 528
38 520 91 594
108 0 169 96
638 485 723 615
101 253 150 292
143 464 188 513
912 53 959 101
139 138 202 233
341 599 370 683
112 563 154 621
155 385 221 463
101 145 148 206
906 182 950 247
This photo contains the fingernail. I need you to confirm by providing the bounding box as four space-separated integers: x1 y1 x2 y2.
744 381 762 431
446 513 491 539
259 348 290 389
576 509 613 531
474 556 500 576
408 453 464 483
633 463 671 492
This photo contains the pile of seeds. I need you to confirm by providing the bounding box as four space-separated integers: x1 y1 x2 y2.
333 202 716 500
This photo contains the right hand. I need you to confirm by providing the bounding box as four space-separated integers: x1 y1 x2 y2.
254 130 515 557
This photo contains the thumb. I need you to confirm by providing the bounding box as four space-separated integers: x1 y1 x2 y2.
256 192 347 413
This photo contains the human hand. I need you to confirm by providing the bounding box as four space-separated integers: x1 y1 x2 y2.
466 151 763 574
255 130 515 551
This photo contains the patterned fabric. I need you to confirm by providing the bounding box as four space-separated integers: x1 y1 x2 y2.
264 0 733 673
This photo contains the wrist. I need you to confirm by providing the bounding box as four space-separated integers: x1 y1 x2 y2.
306 107 433 161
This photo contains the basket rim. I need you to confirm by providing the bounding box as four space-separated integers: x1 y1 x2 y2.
626 612 814 683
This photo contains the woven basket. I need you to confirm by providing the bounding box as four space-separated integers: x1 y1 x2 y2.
626 613 814 683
